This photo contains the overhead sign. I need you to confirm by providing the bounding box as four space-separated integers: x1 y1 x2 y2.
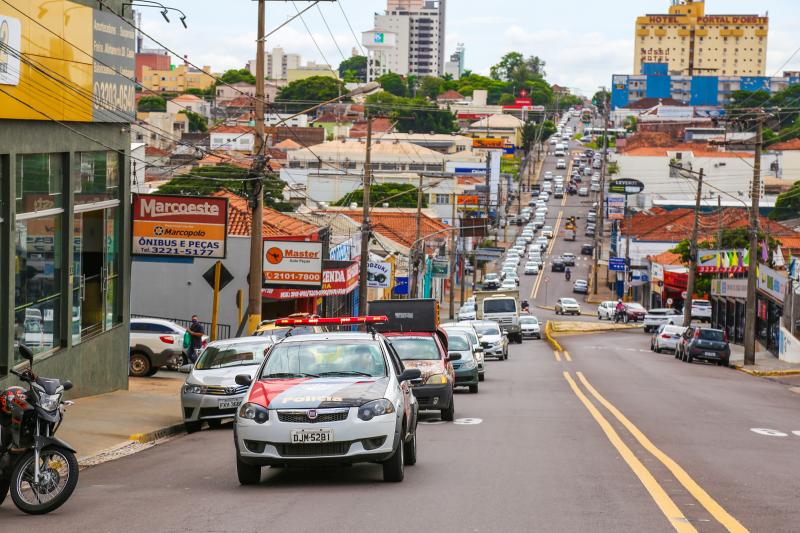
472 138 505 149
132 194 228 258
431 259 449 278
0 1 135 122
607 195 625 220
263 240 323 288
758 263 787 303
697 249 749 274
393 277 409 295
367 261 392 289
609 257 627 272
608 178 645 195
262 261 358 299
457 195 481 205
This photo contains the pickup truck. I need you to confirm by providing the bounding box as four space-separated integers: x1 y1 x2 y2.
475 290 522 344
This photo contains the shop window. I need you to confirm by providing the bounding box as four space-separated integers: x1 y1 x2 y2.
0 157 6 377
74 151 120 204
15 153 63 214
14 215 62 361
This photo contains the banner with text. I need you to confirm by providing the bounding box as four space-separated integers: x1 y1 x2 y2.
263 240 323 288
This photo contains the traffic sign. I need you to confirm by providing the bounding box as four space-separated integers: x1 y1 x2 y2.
608 178 645 195
609 257 627 272
203 262 233 291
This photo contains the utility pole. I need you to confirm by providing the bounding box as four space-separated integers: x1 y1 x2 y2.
358 116 373 313
246 0 266 334
410 172 425 298
449 194 457 319
459 228 466 305
683 168 704 327
744 118 764 365
593 88 609 295
717 195 723 281
624 195 631 301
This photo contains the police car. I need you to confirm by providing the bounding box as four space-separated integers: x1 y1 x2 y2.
233 316 422 484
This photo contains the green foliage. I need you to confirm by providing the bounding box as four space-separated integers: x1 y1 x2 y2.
365 91 457 134
137 95 166 112
184 87 215 98
607 161 620 175
557 94 583 110
377 73 407 97
500 157 520 176
178 110 208 133
490 52 546 86
498 93 517 106
624 116 638 133
419 76 446 99
521 119 556 152
333 182 425 209
217 69 256 86
770 180 800 220
276 76 347 112
338 56 367 82
592 89 610 110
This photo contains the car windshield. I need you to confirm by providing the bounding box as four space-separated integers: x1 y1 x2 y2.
561 298 578 305
484 299 517 313
261 341 387 378
473 323 500 336
195 340 272 370
520 317 539 325
448 334 471 351
387 336 441 361
460 304 475 312
693 300 711 307
256 325 319 339
699 329 725 342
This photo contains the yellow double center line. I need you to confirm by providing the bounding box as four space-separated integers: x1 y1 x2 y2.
563 371 748 532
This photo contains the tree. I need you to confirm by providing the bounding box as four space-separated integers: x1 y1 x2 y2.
490 52 546 86
137 95 166 112
592 89 610 110
179 110 208 132
333 182 425 208
377 72 407 97
419 76 445 99
338 56 367 82
770 180 800 220
365 91 457 134
276 76 346 112
217 68 256 86
624 116 638 133
521 119 556 152
498 93 517 106
184 87 215 98
557 94 583 110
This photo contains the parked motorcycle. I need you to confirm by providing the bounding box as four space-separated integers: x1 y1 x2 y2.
0 344 79 515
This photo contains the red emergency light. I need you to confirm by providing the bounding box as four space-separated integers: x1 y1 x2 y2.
275 316 389 326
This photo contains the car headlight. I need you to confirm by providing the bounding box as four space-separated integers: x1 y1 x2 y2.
39 393 62 412
358 399 396 421
238 402 269 423
425 373 447 385
462 360 477 370
183 384 205 395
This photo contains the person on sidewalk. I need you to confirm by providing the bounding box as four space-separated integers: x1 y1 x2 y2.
187 315 205 363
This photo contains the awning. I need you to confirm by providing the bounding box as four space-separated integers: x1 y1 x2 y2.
262 261 358 300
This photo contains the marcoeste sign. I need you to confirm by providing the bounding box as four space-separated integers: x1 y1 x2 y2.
263 240 323 288
132 194 228 258
0 1 135 122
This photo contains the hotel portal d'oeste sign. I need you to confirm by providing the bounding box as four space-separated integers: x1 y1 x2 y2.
132 194 228 258
263 240 323 288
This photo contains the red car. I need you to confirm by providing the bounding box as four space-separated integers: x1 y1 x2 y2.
615 303 646 323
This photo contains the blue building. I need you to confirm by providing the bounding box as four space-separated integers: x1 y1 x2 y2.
611 63 800 110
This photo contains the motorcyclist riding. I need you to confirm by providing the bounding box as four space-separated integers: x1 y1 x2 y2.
614 299 626 322
565 268 571 281
521 300 530 313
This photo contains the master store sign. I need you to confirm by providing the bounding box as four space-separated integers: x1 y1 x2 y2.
263 240 323 288
132 194 228 258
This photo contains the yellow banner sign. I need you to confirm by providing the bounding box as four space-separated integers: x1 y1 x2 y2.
472 138 505 149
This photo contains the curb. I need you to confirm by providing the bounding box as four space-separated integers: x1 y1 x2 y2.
536 305 594 317
730 366 800 377
550 322 643 335
129 422 186 444
544 321 564 352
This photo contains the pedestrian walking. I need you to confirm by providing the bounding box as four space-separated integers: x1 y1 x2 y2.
187 315 205 363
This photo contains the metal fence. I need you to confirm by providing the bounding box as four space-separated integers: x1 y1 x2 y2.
131 315 231 340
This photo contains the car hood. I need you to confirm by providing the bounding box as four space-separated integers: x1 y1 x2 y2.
480 335 503 344
248 377 390 409
188 365 261 386
401 359 446 381
520 323 540 329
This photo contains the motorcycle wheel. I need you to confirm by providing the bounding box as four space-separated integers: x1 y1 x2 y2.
10 446 79 515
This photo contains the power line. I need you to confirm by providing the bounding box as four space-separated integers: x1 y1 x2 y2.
337 0 365 56
315 2 346 61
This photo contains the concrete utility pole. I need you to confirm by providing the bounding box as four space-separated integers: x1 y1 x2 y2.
449 193 457 319
410 172 425 298
358 116 373 313
683 168 704 327
246 0 266 334
744 118 764 365
593 89 609 295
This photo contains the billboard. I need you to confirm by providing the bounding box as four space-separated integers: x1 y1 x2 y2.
262 261 357 299
362 30 397 48
0 1 135 122
367 261 392 289
132 194 228 258
472 138 505 149
607 195 625 220
263 240 323 288
696 249 749 274
457 195 481 205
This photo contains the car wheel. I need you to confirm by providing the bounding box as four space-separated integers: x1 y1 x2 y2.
721 358 730 368
145 366 159 377
207 419 223 429
441 399 455 422
469 384 479 394
185 421 202 434
479 373 485 382
237 454 262 485
129 352 152 378
383 439 405 482
403 422 417 466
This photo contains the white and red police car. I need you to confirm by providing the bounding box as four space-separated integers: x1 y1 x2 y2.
233 316 422 484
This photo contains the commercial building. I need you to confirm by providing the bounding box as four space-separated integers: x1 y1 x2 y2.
135 49 170 83
633 0 768 76
247 47 301 81
0 0 135 397
465 114 525 147
139 64 215 93
444 43 465 80
286 62 338 83
611 64 800 109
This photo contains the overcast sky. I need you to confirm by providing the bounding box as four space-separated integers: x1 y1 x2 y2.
140 0 800 95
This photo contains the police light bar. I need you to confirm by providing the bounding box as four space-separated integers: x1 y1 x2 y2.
275 316 389 326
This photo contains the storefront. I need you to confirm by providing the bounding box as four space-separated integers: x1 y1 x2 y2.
663 270 688 311
711 278 747 345
756 264 787 357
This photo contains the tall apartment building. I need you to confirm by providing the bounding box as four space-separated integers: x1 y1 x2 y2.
363 0 446 82
634 0 768 76
247 47 301 80
444 43 465 80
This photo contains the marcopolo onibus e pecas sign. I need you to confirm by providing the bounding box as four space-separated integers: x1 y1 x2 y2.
132 194 228 258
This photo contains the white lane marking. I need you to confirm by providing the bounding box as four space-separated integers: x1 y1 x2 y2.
454 418 483 425
750 428 789 437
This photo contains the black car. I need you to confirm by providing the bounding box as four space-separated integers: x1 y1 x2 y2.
551 260 566 272
531 186 541 196
581 243 594 255
676 327 731 366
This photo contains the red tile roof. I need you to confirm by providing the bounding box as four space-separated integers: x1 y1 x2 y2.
218 96 256 108
349 118 394 138
145 145 170 157
769 138 800 151
648 251 684 265
437 90 464 101
621 144 751 158
211 125 254 135
211 191 320 238
336 210 448 248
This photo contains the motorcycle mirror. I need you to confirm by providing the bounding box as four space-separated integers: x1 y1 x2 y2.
62 380 74 391
18 343 34 364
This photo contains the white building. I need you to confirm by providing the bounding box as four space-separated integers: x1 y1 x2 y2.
444 43 464 80
209 126 254 152
265 113 309 128
166 94 212 119
247 47 301 80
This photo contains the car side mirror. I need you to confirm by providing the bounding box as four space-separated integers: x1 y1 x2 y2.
399 368 422 382
235 374 252 386
475 347 484 353
179 364 193 374
447 353 462 362
62 380 73 391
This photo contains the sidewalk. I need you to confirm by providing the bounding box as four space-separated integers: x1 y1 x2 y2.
61 373 185 463
586 264 616 305
729 345 800 376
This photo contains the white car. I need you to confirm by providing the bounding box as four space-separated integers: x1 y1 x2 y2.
519 316 542 339
691 299 712 321
440 323 485 381
643 308 682 333
543 171 553 181
556 159 567 169
555 298 581 315
458 303 476 321
130 317 197 377
541 226 554 239
596 301 617 320
501 267 517 280
535 237 549 250
500 279 518 290
650 324 687 353
524 263 540 275
578 187 589 196
469 320 508 360
234 325 422 484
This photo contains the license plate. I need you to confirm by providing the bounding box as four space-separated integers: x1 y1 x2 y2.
219 399 242 410
290 429 333 444
704 351 716 357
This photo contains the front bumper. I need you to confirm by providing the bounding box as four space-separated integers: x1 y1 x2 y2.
411 383 453 410
481 344 505 358
521 328 541 338
561 307 581 314
235 408 399 467
182 392 245 422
